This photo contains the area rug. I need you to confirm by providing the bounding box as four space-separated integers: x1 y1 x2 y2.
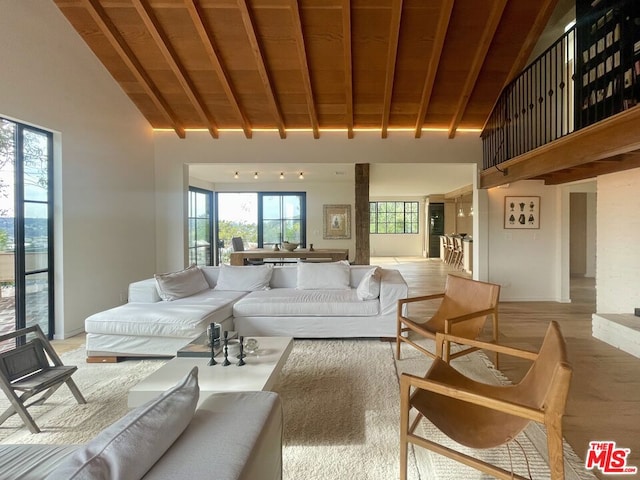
272 339 421 480
0 340 596 480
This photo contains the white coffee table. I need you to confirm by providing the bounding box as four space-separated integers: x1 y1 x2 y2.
128 336 293 408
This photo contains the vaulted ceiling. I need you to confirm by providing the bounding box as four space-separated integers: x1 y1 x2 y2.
54 0 559 140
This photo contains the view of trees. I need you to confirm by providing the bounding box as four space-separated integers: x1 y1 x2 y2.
0 118 50 253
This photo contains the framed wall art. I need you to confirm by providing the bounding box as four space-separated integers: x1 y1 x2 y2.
504 196 540 229
323 204 351 239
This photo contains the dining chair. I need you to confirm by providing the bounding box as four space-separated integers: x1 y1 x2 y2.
231 236 264 265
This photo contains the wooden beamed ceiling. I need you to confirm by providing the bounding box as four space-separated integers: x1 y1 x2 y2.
54 0 559 139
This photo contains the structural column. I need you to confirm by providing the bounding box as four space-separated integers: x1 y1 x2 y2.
354 164 370 265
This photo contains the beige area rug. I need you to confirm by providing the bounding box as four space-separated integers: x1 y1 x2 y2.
272 339 421 480
0 340 596 480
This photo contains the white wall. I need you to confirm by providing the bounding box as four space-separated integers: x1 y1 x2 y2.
0 2 156 337
597 168 640 313
155 130 482 272
487 180 561 301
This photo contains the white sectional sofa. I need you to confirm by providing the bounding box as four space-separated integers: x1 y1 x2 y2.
0 369 283 480
85 262 408 361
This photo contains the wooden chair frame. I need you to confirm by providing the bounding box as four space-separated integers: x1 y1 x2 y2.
0 325 86 433
400 323 572 480
396 275 501 367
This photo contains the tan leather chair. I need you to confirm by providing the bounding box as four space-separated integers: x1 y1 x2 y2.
396 274 500 366
400 321 572 480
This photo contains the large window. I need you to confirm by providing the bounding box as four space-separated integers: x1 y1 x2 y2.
212 192 306 264
370 201 419 234
0 118 54 345
188 187 213 266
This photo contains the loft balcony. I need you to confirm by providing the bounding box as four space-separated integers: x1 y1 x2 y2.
480 1 640 188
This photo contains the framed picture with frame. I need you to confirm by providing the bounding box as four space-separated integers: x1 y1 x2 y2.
323 204 351 239
504 196 540 229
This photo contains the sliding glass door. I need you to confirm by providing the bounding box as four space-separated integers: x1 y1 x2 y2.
0 118 54 343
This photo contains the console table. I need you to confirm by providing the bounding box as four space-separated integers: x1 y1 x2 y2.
230 248 348 266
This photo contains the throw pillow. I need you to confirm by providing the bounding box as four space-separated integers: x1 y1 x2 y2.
155 265 209 301
214 264 273 291
356 267 381 300
46 367 200 480
296 260 351 290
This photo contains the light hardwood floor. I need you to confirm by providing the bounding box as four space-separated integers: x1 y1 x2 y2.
372 256 639 480
53 257 638 478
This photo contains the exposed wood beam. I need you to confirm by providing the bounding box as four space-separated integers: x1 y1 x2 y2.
290 0 320 139
184 0 252 139
81 0 185 138
381 0 403 139
480 107 640 188
342 0 354 139
481 0 559 134
448 0 507 139
535 156 640 185
132 0 219 138
444 183 473 199
414 0 454 138
237 0 287 139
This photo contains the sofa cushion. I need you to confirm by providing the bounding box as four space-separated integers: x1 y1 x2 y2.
46 367 199 480
356 267 381 300
0 445 78 479
296 261 350 290
233 289 379 317
142 391 283 480
86 289 244 338
214 264 273 291
155 265 209 301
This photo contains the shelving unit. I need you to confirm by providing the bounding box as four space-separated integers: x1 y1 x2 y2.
576 0 640 129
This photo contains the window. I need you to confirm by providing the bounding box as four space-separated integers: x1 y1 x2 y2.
188 187 213 266
0 118 54 344
259 193 305 247
370 201 419 234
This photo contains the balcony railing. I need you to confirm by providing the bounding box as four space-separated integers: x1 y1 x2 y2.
482 28 578 170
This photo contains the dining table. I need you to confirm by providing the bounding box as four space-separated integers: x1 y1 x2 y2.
229 248 349 266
